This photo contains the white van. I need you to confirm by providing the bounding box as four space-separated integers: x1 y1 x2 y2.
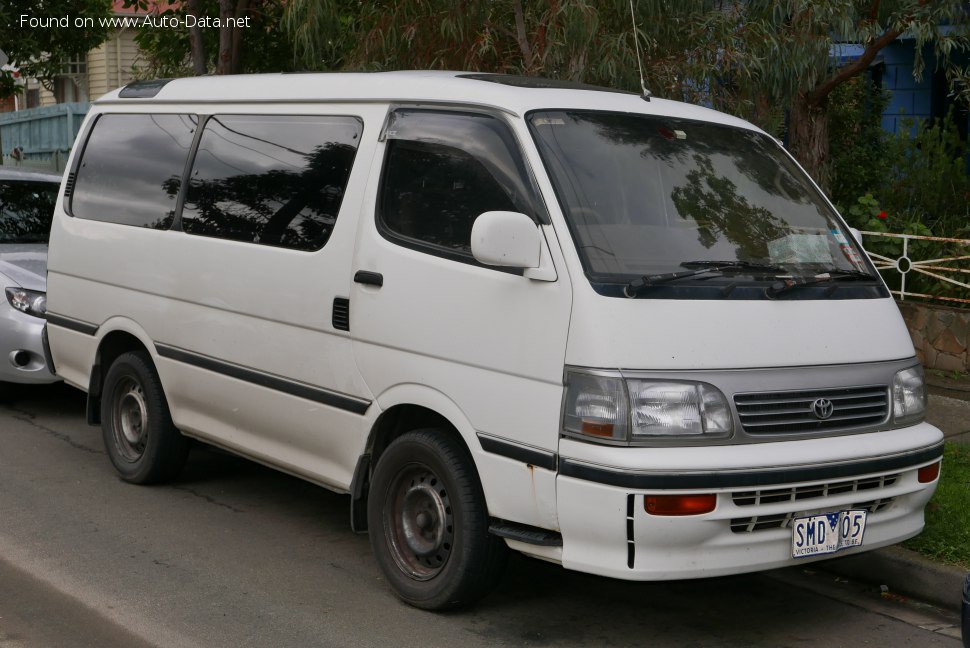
45 71 943 609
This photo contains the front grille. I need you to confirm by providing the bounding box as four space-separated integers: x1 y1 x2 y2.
735 385 889 434
733 473 899 507
730 497 895 534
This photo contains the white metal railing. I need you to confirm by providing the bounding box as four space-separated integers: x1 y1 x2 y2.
860 230 970 305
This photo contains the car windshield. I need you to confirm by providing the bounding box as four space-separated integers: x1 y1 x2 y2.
0 179 59 244
528 111 869 284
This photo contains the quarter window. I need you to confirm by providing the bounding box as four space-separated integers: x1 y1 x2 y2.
379 110 541 259
180 114 362 251
72 113 196 229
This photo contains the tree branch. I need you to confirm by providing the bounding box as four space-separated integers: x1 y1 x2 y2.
807 26 902 104
512 0 534 73
810 0 931 104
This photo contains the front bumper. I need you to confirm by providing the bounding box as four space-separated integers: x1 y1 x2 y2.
555 423 943 580
0 303 58 384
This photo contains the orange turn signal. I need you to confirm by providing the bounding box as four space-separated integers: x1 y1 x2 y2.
918 462 941 484
645 494 717 516
581 420 615 438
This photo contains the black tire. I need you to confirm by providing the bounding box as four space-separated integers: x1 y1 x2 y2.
101 351 189 484
367 428 508 610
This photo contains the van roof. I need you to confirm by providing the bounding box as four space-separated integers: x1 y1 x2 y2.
102 71 760 133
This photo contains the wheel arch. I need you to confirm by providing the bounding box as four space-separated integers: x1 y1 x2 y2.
350 384 484 533
86 319 158 425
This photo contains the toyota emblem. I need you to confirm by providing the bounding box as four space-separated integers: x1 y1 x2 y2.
812 398 835 420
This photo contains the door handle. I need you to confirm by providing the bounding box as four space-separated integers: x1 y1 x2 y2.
354 270 384 287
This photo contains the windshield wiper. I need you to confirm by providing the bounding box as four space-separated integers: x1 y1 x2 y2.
624 267 724 297
766 268 875 298
680 260 788 273
623 260 798 298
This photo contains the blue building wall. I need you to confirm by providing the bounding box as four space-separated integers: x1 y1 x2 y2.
877 40 969 138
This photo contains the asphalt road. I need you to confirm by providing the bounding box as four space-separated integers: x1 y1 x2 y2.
0 383 961 647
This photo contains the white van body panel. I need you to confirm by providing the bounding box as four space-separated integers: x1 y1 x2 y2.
557 424 941 579
350 140 573 527
372 382 561 530
47 102 385 491
563 289 915 370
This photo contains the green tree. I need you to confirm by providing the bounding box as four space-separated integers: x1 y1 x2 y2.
0 0 112 96
283 0 970 190
739 0 970 191
124 0 300 76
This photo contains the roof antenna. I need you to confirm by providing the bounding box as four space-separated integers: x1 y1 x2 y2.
629 0 651 101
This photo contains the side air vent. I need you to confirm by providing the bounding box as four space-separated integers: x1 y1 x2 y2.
332 297 350 331
63 172 77 198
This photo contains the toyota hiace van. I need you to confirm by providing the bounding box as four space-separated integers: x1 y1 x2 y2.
45 72 943 609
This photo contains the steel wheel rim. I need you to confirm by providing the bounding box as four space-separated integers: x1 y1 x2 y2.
384 465 454 581
112 376 149 462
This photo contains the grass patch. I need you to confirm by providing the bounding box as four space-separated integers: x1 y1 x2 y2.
903 443 970 568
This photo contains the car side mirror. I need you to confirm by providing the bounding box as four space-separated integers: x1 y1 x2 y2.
849 227 864 249
471 211 541 269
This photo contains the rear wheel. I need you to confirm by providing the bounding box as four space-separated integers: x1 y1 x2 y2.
368 429 507 610
101 351 189 484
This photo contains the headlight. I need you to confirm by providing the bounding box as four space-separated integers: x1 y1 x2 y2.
5 287 47 319
563 370 733 443
892 365 926 425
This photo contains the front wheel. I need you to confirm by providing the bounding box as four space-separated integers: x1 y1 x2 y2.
367 429 507 610
101 351 189 484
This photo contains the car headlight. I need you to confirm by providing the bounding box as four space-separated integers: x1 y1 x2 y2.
5 287 47 319
892 365 926 425
563 370 733 443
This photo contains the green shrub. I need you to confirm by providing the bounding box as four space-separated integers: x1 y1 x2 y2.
881 110 970 239
828 76 891 212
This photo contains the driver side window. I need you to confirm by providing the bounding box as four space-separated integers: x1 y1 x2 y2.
378 109 542 261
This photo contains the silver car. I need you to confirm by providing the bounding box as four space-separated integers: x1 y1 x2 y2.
0 168 61 384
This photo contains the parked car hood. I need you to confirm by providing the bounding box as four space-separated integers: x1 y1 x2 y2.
0 244 47 292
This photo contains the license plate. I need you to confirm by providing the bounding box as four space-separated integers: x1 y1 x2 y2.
791 509 867 559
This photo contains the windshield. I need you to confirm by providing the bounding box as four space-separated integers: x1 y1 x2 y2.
528 111 869 285
0 179 59 244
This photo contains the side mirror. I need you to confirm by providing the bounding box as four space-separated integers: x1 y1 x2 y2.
849 227 864 248
471 211 541 269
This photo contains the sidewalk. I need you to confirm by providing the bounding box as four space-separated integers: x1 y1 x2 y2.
820 371 970 612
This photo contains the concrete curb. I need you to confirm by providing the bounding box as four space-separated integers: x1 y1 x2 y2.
823 545 967 612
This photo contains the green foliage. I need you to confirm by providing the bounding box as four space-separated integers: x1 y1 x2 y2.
124 0 301 76
843 194 932 268
0 0 112 95
904 444 970 568
281 0 778 130
844 193 885 229
828 76 891 211
881 112 970 239
282 0 970 184
845 192 968 301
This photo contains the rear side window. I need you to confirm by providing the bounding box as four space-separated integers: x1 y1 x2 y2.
180 115 362 251
72 113 196 229
379 110 542 260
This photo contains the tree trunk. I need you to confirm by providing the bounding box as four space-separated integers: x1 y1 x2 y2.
186 0 207 75
788 94 831 193
229 0 252 75
217 0 234 74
